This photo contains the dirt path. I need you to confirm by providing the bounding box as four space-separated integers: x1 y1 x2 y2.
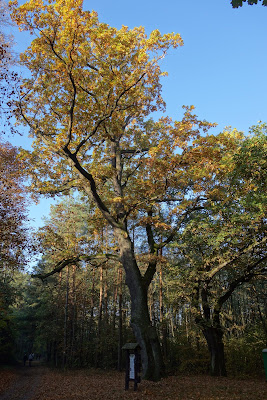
0 364 45 400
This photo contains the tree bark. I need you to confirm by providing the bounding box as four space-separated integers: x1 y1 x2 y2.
95 265 103 367
202 326 227 376
193 284 227 377
159 263 168 360
117 266 123 371
115 227 164 381
63 266 69 368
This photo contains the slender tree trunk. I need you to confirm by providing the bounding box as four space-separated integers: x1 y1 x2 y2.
104 269 108 321
159 263 163 324
112 267 119 333
117 266 123 371
98 265 103 331
68 265 75 364
253 286 267 345
257 303 267 346
115 227 164 381
149 283 156 325
159 262 168 360
89 265 95 333
95 265 103 367
79 291 87 366
63 266 69 368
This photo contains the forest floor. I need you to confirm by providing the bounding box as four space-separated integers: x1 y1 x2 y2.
0 362 266 400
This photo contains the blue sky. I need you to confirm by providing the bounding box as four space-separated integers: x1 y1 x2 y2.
5 0 267 228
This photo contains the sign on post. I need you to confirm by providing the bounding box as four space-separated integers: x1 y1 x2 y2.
122 343 141 391
129 354 135 379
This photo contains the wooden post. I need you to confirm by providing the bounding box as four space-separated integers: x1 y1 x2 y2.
122 343 141 391
125 349 130 390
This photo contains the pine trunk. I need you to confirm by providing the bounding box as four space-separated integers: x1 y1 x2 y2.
117 267 123 371
63 266 69 368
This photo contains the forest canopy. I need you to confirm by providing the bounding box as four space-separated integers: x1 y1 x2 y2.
231 0 267 7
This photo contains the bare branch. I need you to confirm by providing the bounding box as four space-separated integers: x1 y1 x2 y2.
215 254 267 312
62 147 121 229
206 236 267 282
73 73 147 155
31 253 120 280
157 196 203 249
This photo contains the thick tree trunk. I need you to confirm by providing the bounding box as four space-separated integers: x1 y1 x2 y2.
194 284 227 377
131 287 165 381
115 228 164 381
203 326 227 376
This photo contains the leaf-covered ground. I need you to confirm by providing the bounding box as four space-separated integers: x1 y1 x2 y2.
0 365 266 400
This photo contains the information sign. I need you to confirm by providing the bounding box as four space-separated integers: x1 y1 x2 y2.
129 354 135 379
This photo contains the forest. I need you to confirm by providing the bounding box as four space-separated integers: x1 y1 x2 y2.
0 0 266 394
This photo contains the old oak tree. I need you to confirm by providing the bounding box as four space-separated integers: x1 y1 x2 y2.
10 0 240 380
